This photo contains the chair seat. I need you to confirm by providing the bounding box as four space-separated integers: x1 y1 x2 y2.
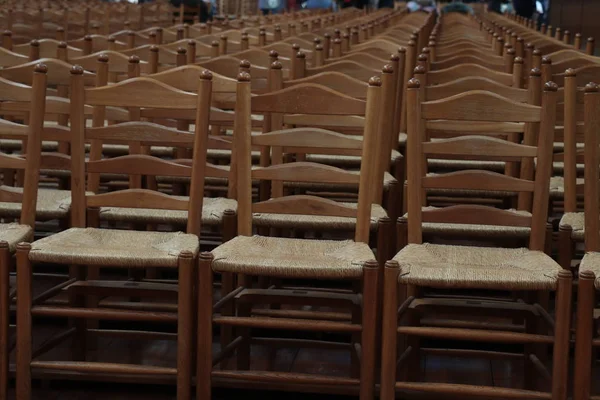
305 149 402 167
428 158 505 172
553 141 585 152
212 235 374 279
99 197 238 226
400 207 531 238
29 228 199 267
286 171 397 190
0 223 32 251
394 243 561 290
253 203 387 230
0 189 71 220
101 144 175 157
549 176 585 199
559 212 585 240
398 132 407 146
552 161 584 175
579 252 600 289
207 149 261 161
413 174 516 198
0 139 59 152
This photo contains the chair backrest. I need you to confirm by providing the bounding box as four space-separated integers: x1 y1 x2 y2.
233 72 384 243
0 57 96 86
424 61 521 87
406 78 558 251
0 46 29 68
0 64 47 227
70 50 149 75
583 83 600 252
555 68 587 214
69 66 213 236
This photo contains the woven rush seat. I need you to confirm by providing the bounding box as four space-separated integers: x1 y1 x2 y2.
212 235 374 279
549 176 585 198
553 141 585 152
101 144 175 157
400 207 531 238
99 197 238 226
253 203 387 230
305 149 402 167
579 252 600 289
552 161 584 175
394 243 562 290
29 228 199 267
0 223 32 251
428 158 505 172
398 132 407 146
0 188 71 220
286 170 397 190
559 212 585 240
1 142 175 157
0 139 58 152
206 148 261 161
412 173 516 197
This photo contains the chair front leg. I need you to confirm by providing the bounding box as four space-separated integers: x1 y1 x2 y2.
177 251 195 400
380 260 400 400
557 226 574 271
197 252 214 400
552 270 572 400
574 270 595 400
16 243 32 400
360 260 379 400
0 242 10 400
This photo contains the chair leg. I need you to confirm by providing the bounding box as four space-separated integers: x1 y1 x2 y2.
220 272 234 369
404 284 422 383
360 260 379 400
197 252 214 400
552 270 572 400
574 270 595 400
558 227 573 271
177 252 194 400
16 243 32 400
380 261 400 400
0 243 9 400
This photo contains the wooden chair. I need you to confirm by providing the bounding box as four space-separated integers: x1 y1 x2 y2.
380 80 571 400
398 67 542 244
15 68 213 400
542 65 600 217
0 63 46 400
573 81 600 400
197 74 385 400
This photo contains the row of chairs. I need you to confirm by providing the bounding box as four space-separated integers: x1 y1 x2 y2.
0 5 436 400
1 0 174 42
5 4 600 400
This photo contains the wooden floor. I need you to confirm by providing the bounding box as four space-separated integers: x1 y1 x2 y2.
7 267 595 399
9 331 530 399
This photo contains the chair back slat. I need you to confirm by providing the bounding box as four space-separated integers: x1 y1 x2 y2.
84 77 197 108
87 154 193 177
421 205 532 227
253 195 358 218
421 90 541 122
423 170 535 192
251 83 366 115
86 189 190 210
